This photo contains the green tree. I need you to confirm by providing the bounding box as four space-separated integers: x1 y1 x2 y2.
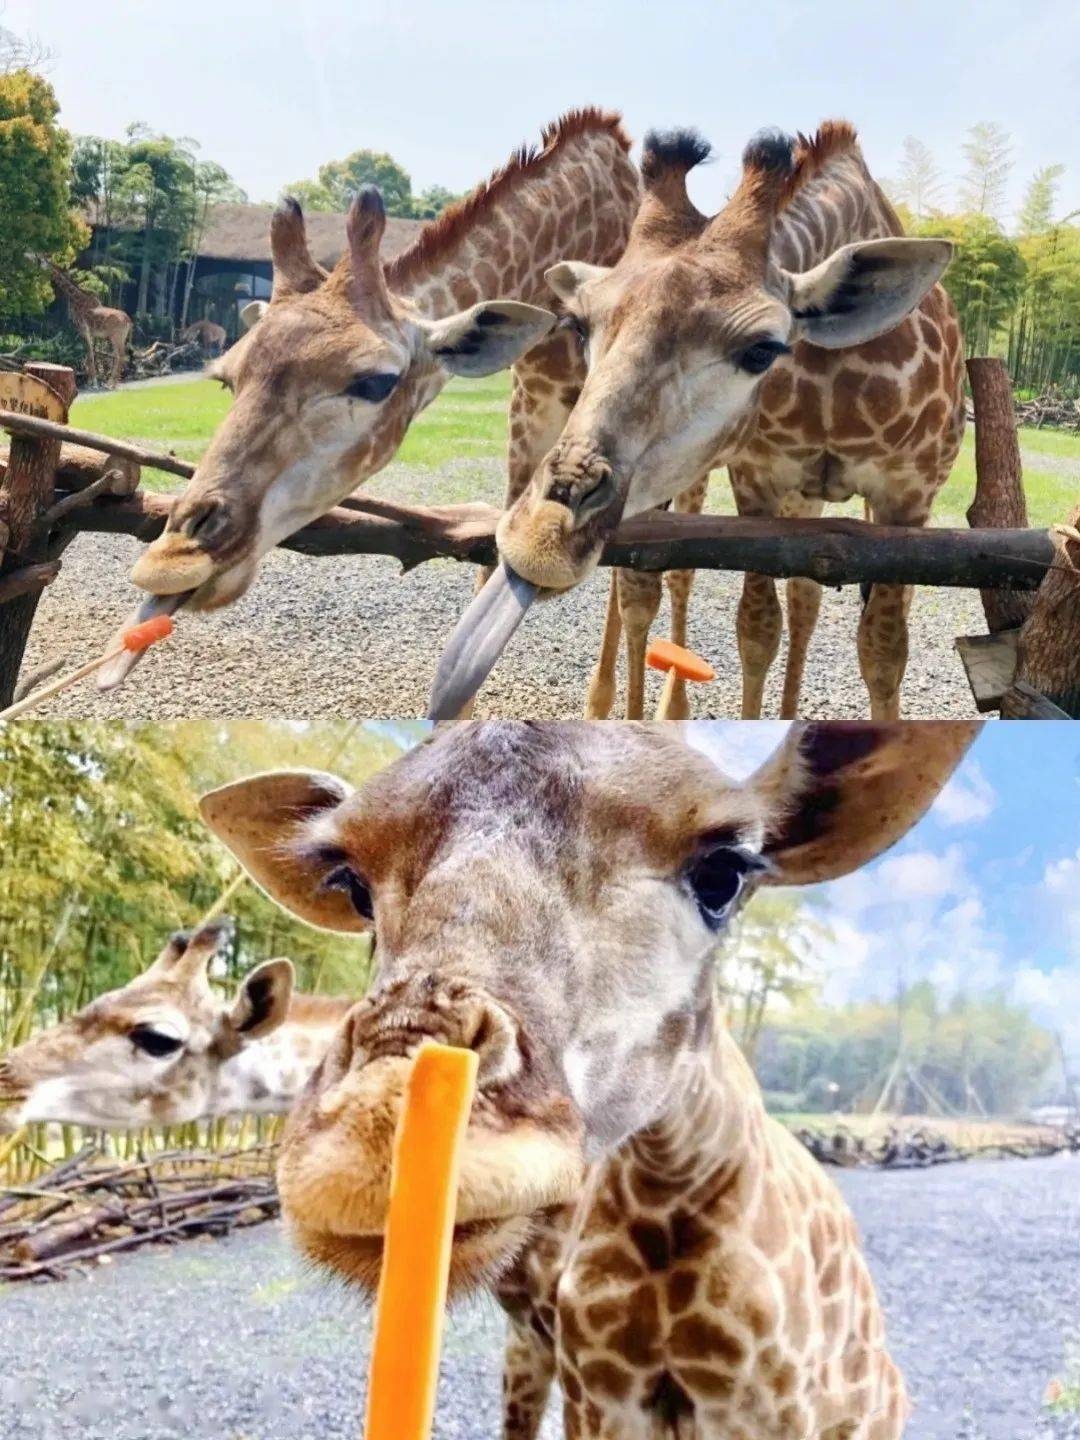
959 121 1012 220
892 137 943 220
916 212 1026 356
412 183 461 220
1017 164 1065 237
0 71 83 317
288 149 415 216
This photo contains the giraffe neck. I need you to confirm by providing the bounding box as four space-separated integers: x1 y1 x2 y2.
45 262 97 313
623 1007 766 1211
386 117 637 321
770 148 901 275
209 994 351 1116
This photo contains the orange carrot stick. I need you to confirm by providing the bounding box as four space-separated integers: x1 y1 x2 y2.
645 638 716 683
0 615 175 721
646 639 716 720
364 1043 479 1440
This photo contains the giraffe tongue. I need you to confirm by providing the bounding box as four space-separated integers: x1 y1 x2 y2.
426 563 538 720
96 592 192 691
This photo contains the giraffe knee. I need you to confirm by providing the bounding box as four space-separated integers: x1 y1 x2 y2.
737 577 782 668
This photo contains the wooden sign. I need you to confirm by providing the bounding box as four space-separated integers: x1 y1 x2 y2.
0 371 69 426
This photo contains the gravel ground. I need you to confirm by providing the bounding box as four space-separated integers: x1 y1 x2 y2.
1 1155 1077 1440
21 456 984 722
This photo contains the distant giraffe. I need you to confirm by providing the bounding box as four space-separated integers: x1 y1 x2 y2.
43 259 131 387
181 317 228 356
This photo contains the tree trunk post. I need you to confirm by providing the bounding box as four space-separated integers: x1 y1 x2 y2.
1002 504 1080 719
0 364 78 708
966 357 1035 633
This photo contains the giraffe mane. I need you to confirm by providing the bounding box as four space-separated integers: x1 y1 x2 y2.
385 107 632 287
779 119 862 209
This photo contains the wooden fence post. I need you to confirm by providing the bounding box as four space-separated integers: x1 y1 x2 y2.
1002 503 1080 719
966 357 1035 634
0 364 78 708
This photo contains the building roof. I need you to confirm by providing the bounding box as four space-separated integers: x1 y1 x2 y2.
195 203 423 267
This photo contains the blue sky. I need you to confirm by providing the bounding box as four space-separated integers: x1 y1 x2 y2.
13 0 1079 223
689 722 1080 1052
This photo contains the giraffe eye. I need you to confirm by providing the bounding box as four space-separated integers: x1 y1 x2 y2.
683 843 767 930
734 340 789 375
344 372 399 403
130 1025 184 1058
322 865 375 921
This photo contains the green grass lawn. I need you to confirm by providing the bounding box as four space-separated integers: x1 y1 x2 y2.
72 373 1078 527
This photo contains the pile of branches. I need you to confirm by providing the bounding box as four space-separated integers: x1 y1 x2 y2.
128 339 204 381
795 1122 1080 1170
1014 391 1080 430
0 1142 279 1283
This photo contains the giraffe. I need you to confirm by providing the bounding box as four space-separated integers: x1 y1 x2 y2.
198 718 979 1438
181 317 228 356
0 908 568 1436
43 259 132 388
0 917 351 1130
118 110 639 625
455 122 965 723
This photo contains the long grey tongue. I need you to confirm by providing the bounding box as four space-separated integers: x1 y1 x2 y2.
427 564 538 720
96 592 191 691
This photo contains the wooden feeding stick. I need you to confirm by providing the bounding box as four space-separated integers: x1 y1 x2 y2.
0 615 174 721
364 1043 479 1440
647 638 717 719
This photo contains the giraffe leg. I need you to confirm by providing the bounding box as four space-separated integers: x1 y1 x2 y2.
776 491 824 719
780 577 822 719
662 473 709 720
737 572 783 719
618 567 663 720
502 1319 555 1440
79 326 97 387
584 571 622 718
857 495 929 721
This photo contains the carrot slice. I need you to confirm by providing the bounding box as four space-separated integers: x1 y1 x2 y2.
121 614 175 651
364 1043 479 1440
645 638 716 683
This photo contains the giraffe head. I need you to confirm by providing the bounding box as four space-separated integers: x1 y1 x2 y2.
0 918 294 1131
450 125 950 658
125 189 554 614
198 720 977 1295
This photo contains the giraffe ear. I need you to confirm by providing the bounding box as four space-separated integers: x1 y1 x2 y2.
422 301 555 377
198 771 370 934
751 721 981 886
545 261 611 305
784 238 952 349
229 959 295 1040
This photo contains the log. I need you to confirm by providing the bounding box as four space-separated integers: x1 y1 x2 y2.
1002 505 1080 719
966 357 1035 633
0 443 140 497
0 365 77 706
0 409 194 479
955 629 1020 713
68 490 1055 589
0 560 61 606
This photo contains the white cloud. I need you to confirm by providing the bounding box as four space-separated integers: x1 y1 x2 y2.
931 760 997 827
1013 963 1080 1057
1043 848 1080 954
684 721 791 780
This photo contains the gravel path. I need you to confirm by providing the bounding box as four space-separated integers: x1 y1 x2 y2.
22 457 984 721
1 1155 1077 1440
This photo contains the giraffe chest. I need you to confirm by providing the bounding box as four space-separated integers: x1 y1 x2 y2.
555 1221 822 1438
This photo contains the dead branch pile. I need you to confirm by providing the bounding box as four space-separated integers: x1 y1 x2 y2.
796 1122 1080 1169
1014 392 1080 431
128 339 204 381
0 1142 279 1283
